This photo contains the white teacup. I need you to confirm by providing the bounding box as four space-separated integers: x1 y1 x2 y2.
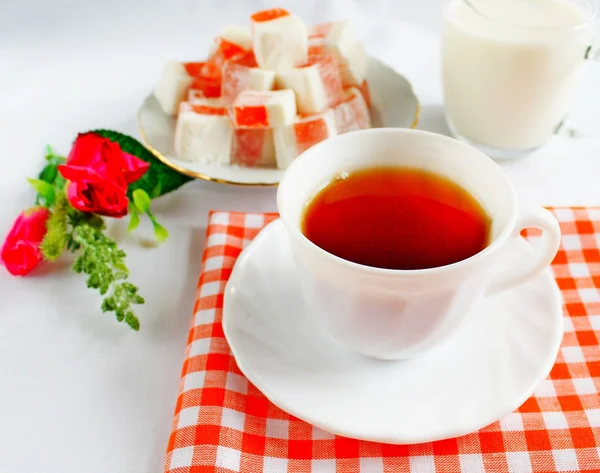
277 129 561 360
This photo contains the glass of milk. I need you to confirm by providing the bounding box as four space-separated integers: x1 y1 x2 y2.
442 0 598 159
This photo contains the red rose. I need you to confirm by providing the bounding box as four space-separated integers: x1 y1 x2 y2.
58 133 149 218
1 207 50 276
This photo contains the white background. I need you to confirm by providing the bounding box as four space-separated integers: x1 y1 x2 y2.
1 1 599 472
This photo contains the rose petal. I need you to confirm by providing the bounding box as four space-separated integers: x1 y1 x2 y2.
65 181 93 212
67 133 107 166
66 179 129 218
66 134 128 188
1 240 42 276
58 164 101 183
3 208 50 243
121 152 150 184
0 208 49 276
95 140 128 189
90 180 129 217
21 208 50 243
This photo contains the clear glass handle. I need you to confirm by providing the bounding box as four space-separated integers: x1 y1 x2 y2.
555 44 600 138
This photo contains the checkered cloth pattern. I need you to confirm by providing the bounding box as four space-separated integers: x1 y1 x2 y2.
165 208 600 473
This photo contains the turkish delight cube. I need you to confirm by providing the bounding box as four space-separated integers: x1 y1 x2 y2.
175 105 233 164
233 89 296 128
251 8 308 71
357 79 372 109
308 21 367 86
232 128 276 167
202 24 253 79
184 62 222 99
221 60 276 105
333 87 371 134
154 61 193 116
276 55 344 115
188 78 222 99
274 109 337 169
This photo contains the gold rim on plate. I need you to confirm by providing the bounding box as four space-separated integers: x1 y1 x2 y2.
137 101 421 188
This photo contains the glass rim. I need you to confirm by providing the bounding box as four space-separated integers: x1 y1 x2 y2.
464 0 599 30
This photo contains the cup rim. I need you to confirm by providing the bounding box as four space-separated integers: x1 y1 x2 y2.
277 128 519 277
463 0 598 31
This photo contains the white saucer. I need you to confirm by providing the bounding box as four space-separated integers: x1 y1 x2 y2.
223 219 564 444
137 56 419 186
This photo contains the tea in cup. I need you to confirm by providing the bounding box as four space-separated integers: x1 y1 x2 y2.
302 166 491 271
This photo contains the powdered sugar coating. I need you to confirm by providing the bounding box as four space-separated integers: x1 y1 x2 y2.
310 55 344 109
233 90 296 128
333 87 371 134
232 128 276 167
221 61 276 105
274 109 337 169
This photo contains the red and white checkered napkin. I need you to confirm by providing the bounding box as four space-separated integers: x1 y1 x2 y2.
165 209 600 473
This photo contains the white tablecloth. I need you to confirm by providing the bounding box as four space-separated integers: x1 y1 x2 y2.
1 1 599 471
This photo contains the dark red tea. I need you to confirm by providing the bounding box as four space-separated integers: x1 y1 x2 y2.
302 166 491 270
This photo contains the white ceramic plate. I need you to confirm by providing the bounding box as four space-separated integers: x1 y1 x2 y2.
137 57 419 186
223 219 564 444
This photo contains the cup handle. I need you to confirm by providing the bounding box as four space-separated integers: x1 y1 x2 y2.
554 44 600 139
486 207 561 296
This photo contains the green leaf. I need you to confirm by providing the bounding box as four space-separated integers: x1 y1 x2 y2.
113 262 129 273
151 183 162 199
101 297 116 312
73 258 83 272
71 222 144 331
39 164 58 185
27 178 56 206
128 204 140 232
147 211 169 243
151 220 169 243
132 189 151 213
125 312 140 331
92 129 193 198
55 174 66 189
44 145 66 165
50 156 66 166
88 273 100 289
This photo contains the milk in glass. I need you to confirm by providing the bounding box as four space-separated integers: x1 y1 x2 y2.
443 0 596 154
